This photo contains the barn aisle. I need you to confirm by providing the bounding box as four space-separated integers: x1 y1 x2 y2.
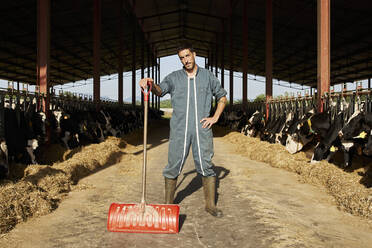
1 123 372 248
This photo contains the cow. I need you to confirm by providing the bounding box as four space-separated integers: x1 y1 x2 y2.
51 110 80 149
3 107 39 165
275 111 297 146
284 109 315 154
311 111 344 163
218 109 247 131
298 112 331 139
242 110 265 137
337 111 371 167
260 112 286 143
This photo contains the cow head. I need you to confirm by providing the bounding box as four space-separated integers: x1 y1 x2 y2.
33 111 47 142
339 111 363 139
25 139 38 164
244 111 265 137
311 142 332 163
53 110 63 133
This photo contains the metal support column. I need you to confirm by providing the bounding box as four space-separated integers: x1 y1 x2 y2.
229 0 234 106
368 78 371 90
37 0 50 114
93 0 101 103
210 51 214 73
215 34 219 107
215 34 218 78
117 0 123 104
151 53 155 109
221 23 225 89
152 53 159 108
317 0 330 112
265 0 273 120
132 28 136 107
207 50 210 70
242 0 248 105
158 57 160 110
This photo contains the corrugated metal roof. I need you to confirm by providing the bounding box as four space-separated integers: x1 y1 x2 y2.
0 0 371 87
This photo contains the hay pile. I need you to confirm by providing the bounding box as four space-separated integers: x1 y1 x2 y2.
0 136 134 234
221 131 372 219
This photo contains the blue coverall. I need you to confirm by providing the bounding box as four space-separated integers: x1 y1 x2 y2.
159 66 227 179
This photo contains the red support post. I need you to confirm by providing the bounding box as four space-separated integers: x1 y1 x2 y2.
117 0 123 104
155 58 157 109
265 0 273 120
132 27 136 107
242 0 248 106
229 0 234 106
221 22 225 89
37 0 50 113
93 0 101 103
158 57 160 110
211 51 214 74
151 52 155 109
154 53 157 108
215 33 219 107
37 0 50 142
317 0 331 112
207 50 210 70
215 33 218 79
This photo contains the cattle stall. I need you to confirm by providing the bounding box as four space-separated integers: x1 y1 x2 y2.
218 88 372 175
0 86 162 180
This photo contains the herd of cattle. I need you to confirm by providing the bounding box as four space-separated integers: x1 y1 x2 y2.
0 94 161 179
2 90 371 180
219 96 372 169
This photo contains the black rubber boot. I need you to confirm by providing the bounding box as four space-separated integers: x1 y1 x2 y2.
164 177 177 204
202 176 223 218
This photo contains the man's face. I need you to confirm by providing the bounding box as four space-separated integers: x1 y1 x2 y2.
178 49 196 70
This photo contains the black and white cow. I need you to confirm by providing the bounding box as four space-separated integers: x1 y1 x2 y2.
311 111 344 163
242 110 265 137
337 111 371 167
3 108 38 165
260 112 286 143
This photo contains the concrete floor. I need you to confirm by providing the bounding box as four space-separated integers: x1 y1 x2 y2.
1 124 372 248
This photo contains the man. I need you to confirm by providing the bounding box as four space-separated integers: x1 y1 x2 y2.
139 42 227 218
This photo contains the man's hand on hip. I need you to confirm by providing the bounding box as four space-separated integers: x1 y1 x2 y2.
200 117 218 129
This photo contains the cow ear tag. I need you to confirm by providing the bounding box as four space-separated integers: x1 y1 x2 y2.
357 131 367 139
330 146 336 152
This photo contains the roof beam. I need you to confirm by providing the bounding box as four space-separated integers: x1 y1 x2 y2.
145 24 217 34
138 9 225 21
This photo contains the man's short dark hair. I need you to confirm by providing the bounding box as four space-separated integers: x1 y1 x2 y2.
177 41 194 54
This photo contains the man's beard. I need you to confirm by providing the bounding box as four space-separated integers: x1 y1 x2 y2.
185 62 194 70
